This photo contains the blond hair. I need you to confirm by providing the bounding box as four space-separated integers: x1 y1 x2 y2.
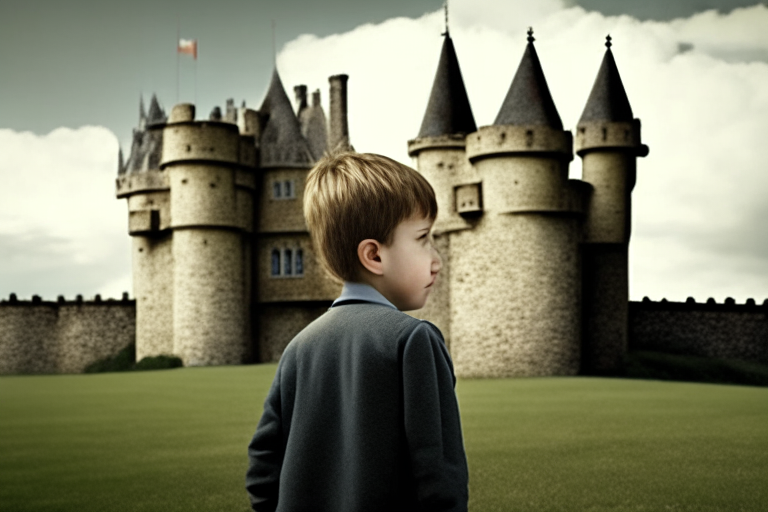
304 152 438 283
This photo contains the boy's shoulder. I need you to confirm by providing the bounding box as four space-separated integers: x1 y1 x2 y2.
285 303 445 356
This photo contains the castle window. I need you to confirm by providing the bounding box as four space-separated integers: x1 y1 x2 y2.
295 249 304 275
273 181 282 198
283 249 293 276
284 180 293 198
271 249 280 276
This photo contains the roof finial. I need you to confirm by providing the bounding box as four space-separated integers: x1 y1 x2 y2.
527 27 535 44
605 34 612 48
271 19 277 65
442 1 449 36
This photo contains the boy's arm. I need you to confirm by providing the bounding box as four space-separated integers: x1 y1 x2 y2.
402 321 469 512
245 362 285 512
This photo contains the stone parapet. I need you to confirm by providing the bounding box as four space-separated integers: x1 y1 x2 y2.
629 297 768 364
0 296 135 374
407 134 467 157
575 119 648 157
466 125 572 163
116 169 169 198
161 121 241 168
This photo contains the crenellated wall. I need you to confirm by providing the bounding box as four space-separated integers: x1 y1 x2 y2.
629 297 768 365
0 295 135 375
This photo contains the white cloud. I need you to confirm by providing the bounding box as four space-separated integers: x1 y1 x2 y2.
2 2 766 304
0 127 131 299
277 1 768 302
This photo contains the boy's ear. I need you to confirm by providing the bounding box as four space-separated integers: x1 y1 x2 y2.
357 239 384 276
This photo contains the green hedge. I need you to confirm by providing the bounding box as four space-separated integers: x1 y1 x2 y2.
622 350 768 386
84 344 182 373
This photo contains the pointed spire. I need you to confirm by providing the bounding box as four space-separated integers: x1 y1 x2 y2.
117 148 125 175
417 33 477 138
138 95 147 130
494 28 563 129
146 94 167 126
578 36 634 123
259 68 313 167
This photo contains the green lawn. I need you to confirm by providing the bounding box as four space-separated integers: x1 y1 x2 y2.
1 366 766 512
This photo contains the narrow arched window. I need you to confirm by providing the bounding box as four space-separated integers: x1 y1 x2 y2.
295 249 304 276
273 181 282 198
284 180 293 198
283 249 293 276
271 249 280 276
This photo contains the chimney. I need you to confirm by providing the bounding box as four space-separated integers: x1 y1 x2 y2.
294 85 308 115
328 74 350 151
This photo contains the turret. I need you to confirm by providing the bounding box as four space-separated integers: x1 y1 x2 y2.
161 103 255 365
254 69 341 362
407 30 477 346
116 94 173 361
576 36 649 374
458 29 585 377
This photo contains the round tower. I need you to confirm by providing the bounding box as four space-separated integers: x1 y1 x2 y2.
407 30 478 348
460 30 581 377
161 103 253 366
576 36 649 374
116 95 174 361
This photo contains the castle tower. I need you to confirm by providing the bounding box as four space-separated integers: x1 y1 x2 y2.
460 29 584 377
116 95 174 361
255 69 341 362
407 30 477 347
576 36 649 373
161 103 255 365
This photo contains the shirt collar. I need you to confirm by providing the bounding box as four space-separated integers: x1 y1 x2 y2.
331 281 398 310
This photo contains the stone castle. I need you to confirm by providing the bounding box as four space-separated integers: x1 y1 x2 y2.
2 30 765 376
115 29 646 377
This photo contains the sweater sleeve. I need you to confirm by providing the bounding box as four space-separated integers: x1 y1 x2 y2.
245 361 285 512
402 321 469 512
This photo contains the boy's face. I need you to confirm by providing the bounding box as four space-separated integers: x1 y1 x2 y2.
377 214 441 312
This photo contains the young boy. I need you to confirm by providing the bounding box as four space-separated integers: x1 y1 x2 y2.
245 152 469 512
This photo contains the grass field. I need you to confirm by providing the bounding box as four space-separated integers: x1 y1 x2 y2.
1 365 766 512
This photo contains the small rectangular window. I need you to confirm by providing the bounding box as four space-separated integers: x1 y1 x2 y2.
271 249 280 276
273 181 282 198
283 249 293 276
295 249 304 276
284 180 293 198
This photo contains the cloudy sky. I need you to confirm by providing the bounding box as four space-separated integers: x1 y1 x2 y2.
0 0 766 303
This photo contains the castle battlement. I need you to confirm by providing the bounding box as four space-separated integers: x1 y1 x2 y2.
633 297 768 312
0 292 133 306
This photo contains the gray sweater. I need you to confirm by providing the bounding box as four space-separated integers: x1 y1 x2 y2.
245 289 469 512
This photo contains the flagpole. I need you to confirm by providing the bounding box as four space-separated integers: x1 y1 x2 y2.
176 17 180 104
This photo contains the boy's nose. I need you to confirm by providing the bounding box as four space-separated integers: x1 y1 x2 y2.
431 245 442 273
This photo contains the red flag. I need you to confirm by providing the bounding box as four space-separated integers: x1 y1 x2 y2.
178 39 197 59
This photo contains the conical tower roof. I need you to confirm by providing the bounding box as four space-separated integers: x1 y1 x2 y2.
259 68 313 167
579 37 634 123
417 33 477 138
146 94 166 126
494 29 562 129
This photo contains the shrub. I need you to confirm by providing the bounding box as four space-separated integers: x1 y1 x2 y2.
623 351 768 387
134 355 183 371
84 344 182 373
84 344 136 373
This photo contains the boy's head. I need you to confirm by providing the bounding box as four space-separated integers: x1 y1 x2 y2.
304 152 438 285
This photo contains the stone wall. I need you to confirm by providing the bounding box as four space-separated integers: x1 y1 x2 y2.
629 298 768 365
0 295 135 375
